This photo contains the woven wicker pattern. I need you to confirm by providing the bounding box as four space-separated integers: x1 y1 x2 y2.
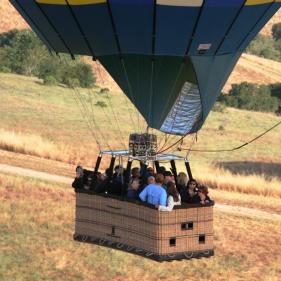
75 193 214 257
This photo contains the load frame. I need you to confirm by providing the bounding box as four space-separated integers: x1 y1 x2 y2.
73 150 214 261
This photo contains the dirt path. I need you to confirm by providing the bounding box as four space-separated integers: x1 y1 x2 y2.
1 163 281 223
0 163 71 184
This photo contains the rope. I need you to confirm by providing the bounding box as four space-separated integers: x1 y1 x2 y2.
95 61 127 150
158 120 281 154
70 87 102 151
73 88 112 151
105 89 127 150
179 120 281 153
121 58 142 134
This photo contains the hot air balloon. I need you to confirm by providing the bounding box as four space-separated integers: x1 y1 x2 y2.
10 0 281 261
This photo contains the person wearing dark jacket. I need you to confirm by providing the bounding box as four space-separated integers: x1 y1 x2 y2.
180 179 200 204
72 166 84 189
127 179 141 201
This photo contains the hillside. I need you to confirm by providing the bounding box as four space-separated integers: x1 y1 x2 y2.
1 0 280 92
0 72 281 199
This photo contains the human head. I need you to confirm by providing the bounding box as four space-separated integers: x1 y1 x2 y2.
147 167 154 175
167 181 179 202
187 179 198 191
198 185 208 202
158 166 166 175
155 173 164 185
163 171 174 184
177 172 188 186
198 185 208 195
114 165 124 174
75 165 83 177
131 167 140 178
131 179 140 191
147 176 155 185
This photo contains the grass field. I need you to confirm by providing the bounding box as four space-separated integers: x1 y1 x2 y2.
1 5 281 280
0 172 280 281
0 72 280 197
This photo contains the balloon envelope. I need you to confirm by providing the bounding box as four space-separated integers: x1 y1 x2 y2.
10 0 281 135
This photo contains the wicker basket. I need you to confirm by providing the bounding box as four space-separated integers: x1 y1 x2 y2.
74 190 214 261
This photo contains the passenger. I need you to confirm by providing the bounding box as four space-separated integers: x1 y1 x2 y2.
83 173 94 190
158 166 166 175
108 165 124 195
127 179 141 201
131 167 141 180
163 171 174 190
147 175 155 185
113 165 124 181
158 182 181 211
180 179 200 204
72 165 84 189
198 185 211 204
139 174 167 207
128 167 142 191
94 169 109 193
176 172 188 192
147 167 155 177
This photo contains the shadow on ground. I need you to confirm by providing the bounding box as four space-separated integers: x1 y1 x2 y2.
217 161 281 179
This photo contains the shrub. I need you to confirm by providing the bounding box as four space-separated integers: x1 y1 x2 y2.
246 34 280 61
100 87 110 94
0 29 95 88
43 75 58 86
272 22 281 41
212 102 226 113
95 101 107 108
221 82 279 113
65 78 80 88
0 66 11 73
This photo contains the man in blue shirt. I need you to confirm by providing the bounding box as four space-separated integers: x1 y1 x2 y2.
139 174 167 207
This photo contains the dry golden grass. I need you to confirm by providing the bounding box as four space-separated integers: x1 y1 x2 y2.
0 128 71 163
194 165 281 198
1 73 281 200
223 53 281 93
0 172 281 281
212 189 281 214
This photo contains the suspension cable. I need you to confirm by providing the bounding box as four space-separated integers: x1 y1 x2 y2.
70 87 102 152
121 58 142 133
95 60 128 149
179 120 281 153
72 87 111 150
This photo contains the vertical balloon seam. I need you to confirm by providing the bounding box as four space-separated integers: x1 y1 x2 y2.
214 0 248 56
64 0 96 58
237 1 276 52
32 0 75 58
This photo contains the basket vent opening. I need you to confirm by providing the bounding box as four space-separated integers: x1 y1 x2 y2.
169 237 176 247
181 222 193 230
199 234 205 244
111 226 115 236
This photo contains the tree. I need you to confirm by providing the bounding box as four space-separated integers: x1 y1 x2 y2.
1 29 48 75
272 22 281 41
0 29 96 88
221 82 279 113
246 34 280 61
